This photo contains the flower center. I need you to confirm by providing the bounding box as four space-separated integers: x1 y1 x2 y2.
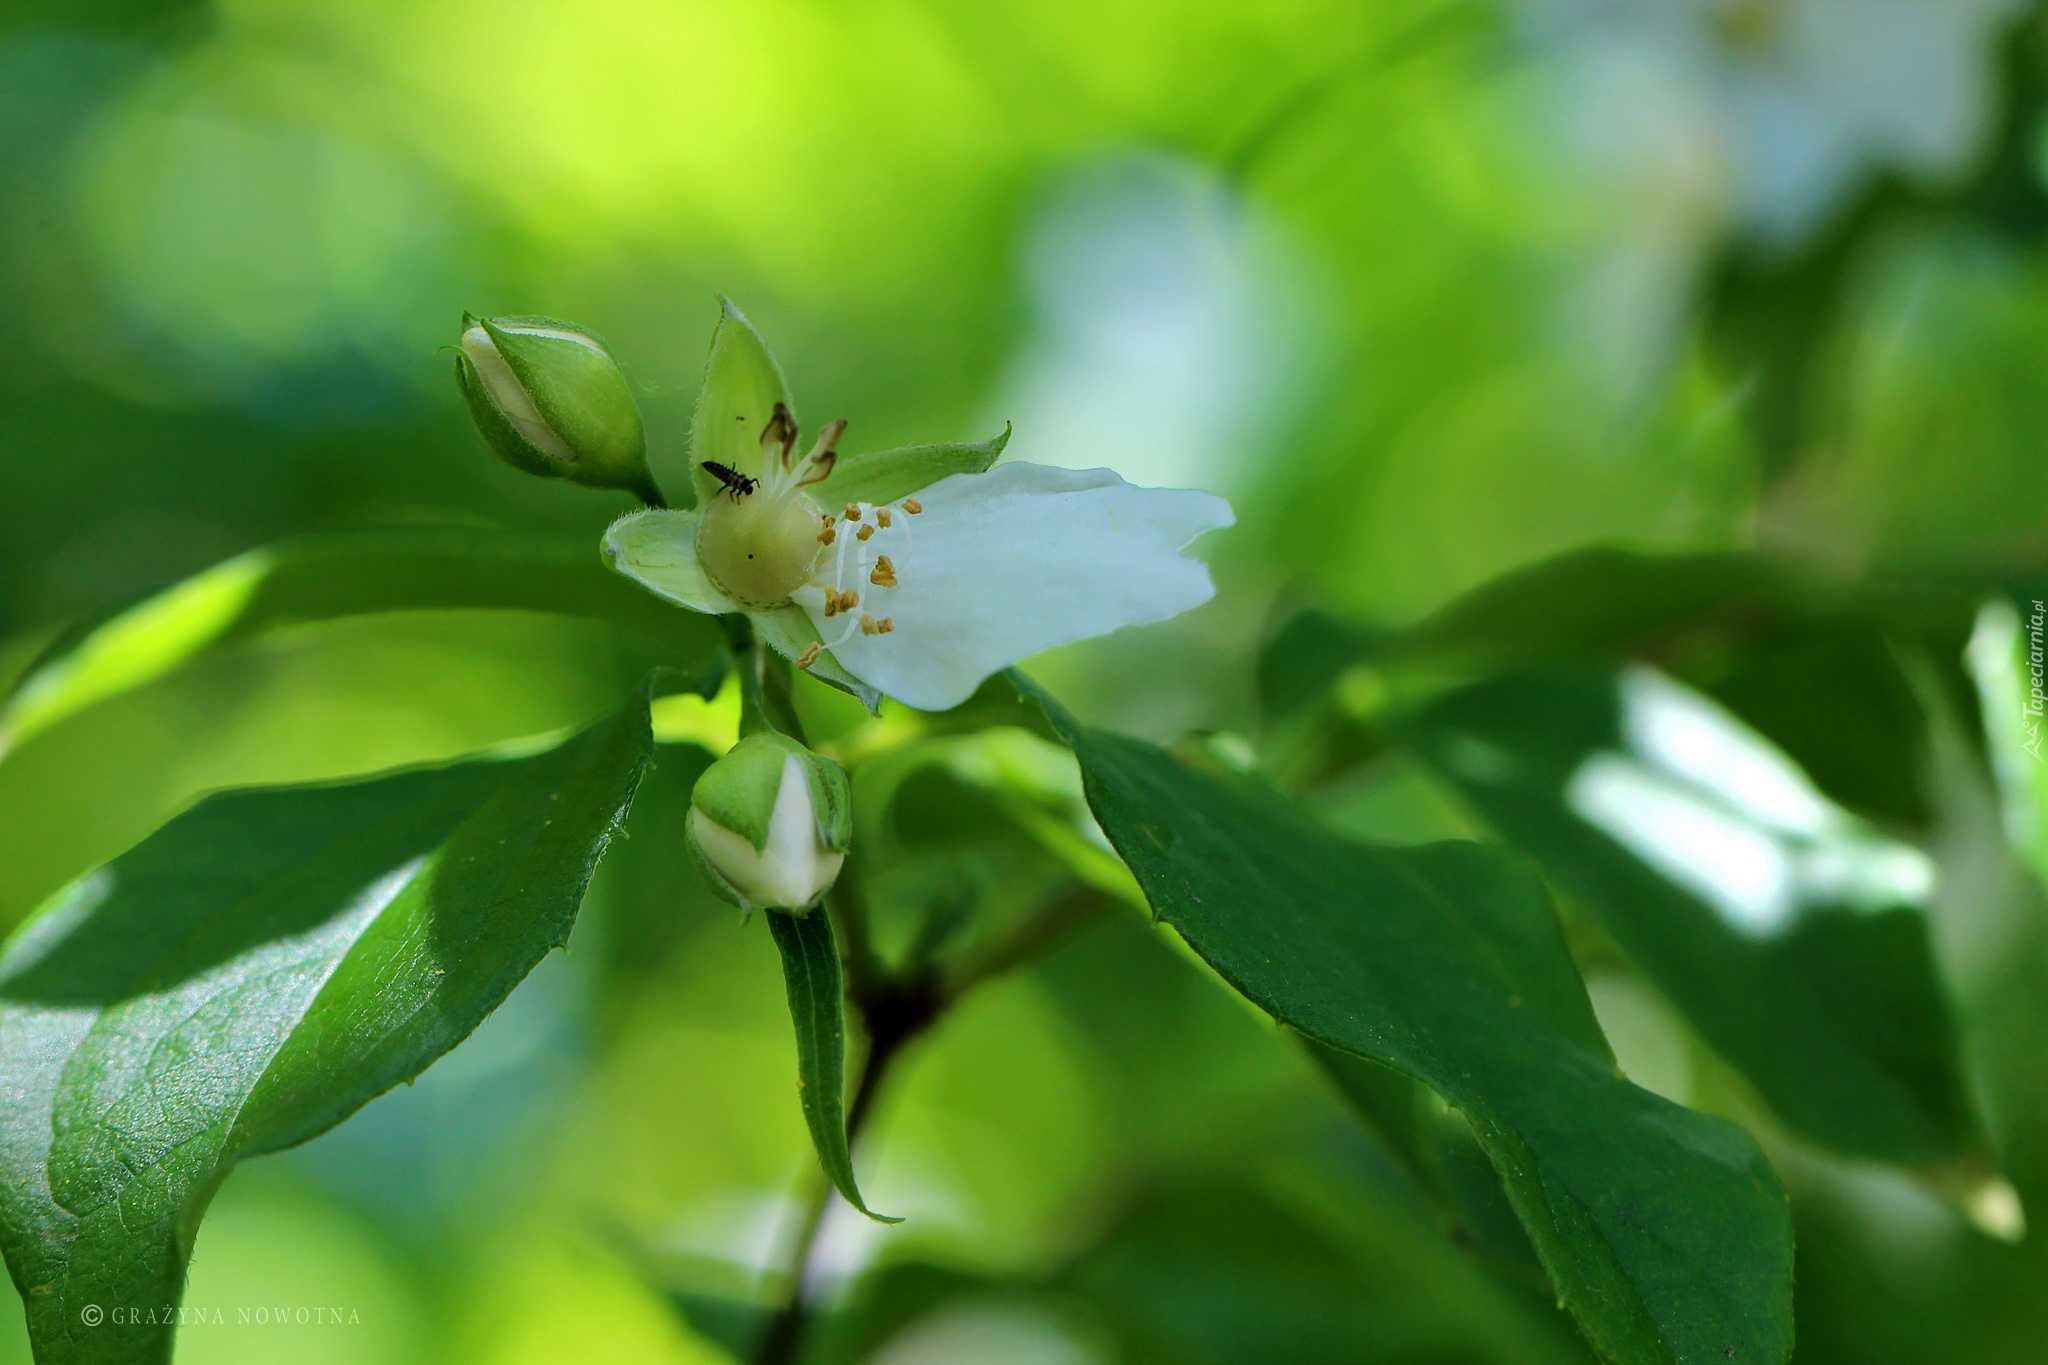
797 496 923 667
697 486 826 608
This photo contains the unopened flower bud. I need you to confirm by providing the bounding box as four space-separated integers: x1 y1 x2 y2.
455 314 658 502
687 732 851 912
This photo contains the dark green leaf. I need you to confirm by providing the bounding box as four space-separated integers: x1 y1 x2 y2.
764 908 898 1224
815 424 1011 508
810 1181 1592 1365
0 527 724 758
1259 609 1396 722
1018 675 1794 1365
0 694 653 1365
1067 1183 1591 1365
1309 1045 1545 1283
1403 666 1987 1172
1262 550 1986 825
1401 548 1795 671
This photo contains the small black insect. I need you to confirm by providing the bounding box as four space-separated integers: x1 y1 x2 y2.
701 461 759 500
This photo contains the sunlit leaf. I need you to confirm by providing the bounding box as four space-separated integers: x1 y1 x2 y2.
0 693 652 1365
1403 665 1990 1178
0 527 724 760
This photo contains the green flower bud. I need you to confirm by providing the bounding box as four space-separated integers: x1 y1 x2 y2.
687 731 852 912
455 313 658 502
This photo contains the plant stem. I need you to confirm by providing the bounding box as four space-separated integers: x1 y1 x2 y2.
723 615 807 741
751 1174 830 1365
752 969 940 1365
749 885 1110 1365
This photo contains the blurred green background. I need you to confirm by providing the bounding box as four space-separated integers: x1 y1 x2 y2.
6 0 2048 1361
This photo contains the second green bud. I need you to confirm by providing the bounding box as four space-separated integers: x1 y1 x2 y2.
455 313 658 502
688 731 851 913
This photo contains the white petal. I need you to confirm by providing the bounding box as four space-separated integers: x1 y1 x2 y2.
797 463 1232 711
604 510 739 616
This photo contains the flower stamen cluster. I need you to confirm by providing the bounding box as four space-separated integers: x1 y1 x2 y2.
809 491 921 655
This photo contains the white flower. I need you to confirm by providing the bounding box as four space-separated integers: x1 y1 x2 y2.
601 301 1232 711
608 453 1231 712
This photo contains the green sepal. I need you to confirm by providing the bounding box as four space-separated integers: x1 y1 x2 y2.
690 298 794 507
752 606 881 714
478 316 652 497
817 424 1011 507
689 731 851 855
764 907 900 1223
801 742 854 855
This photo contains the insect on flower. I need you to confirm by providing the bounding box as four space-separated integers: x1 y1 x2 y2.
701 461 760 500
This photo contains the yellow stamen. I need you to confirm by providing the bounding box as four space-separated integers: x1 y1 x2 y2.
902 498 922 515
841 589 858 610
878 617 894 633
869 555 897 588
859 613 879 635
795 642 821 668
856 524 875 542
845 504 862 521
877 509 893 528
818 526 837 546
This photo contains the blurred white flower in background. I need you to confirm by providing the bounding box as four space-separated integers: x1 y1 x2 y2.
993 153 1324 494
1527 0 2022 406
1531 0 2022 250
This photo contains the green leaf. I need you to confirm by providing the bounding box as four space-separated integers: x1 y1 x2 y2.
1400 548 1795 672
689 297 795 507
815 424 1011 508
1 527 724 759
1065 1182 1590 1365
763 908 899 1224
1018 675 1794 1365
1967 597 2048 884
0 694 654 1365
1309 1046 1546 1284
1402 666 1988 1173
1258 609 1396 723
811 1181 1592 1365
1274 549 1982 827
